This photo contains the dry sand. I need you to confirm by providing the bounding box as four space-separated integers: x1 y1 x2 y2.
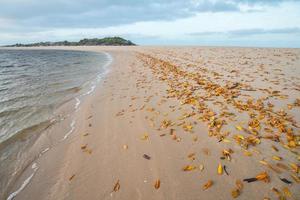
6 46 300 200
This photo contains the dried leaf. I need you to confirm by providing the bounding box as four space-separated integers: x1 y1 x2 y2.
183 165 196 171
272 156 282 161
289 163 299 173
141 133 149 140
69 174 75 181
202 180 213 190
244 150 252 156
113 180 120 192
218 163 223 175
290 174 300 183
154 179 160 189
271 145 279 152
235 125 243 131
231 189 240 198
143 154 151 160
243 178 257 183
256 172 269 182
280 178 292 185
224 165 229 175
236 180 243 190
282 187 291 197
187 153 196 160
199 164 204 171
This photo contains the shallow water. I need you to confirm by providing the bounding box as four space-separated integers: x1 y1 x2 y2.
0 49 110 198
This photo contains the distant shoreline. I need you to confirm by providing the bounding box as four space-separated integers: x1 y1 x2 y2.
3 36 136 47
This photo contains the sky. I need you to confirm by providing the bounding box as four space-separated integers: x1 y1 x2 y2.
0 0 300 47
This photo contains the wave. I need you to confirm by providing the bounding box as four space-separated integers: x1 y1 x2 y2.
0 119 56 152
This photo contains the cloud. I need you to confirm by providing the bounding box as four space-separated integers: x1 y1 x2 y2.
189 27 300 37
0 0 238 28
0 0 291 30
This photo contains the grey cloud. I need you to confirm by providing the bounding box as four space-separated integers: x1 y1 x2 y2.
0 0 258 30
189 27 300 37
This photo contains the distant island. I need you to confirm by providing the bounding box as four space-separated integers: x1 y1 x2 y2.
4 37 136 47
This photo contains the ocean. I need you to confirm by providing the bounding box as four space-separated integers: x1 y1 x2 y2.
0 49 111 198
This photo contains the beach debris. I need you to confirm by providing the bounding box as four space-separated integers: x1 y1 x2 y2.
202 180 213 190
236 179 243 190
272 187 283 199
81 144 87 150
231 188 240 198
223 165 229 175
183 165 196 171
187 153 196 161
243 172 269 183
231 179 243 198
154 179 160 189
69 174 75 181
217 163 223 175
141 133 149 140
222 149 233 161
136 50 300 197
280 177 292 185
123 144 128 150
83 133 89 136
272 156 282 161
282 187 292 198
289 163 299 173
199 164 204 172
113 180 120 192
143 154 151 160
81 144 92 154
290 174 300 183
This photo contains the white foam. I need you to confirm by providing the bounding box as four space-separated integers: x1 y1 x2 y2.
61 120 75 141
7 163 38 200
40 147 50 155
75 97 81 110
81 52 113 97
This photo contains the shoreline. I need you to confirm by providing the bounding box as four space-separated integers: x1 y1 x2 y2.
2 49 113 199
2 46 300 200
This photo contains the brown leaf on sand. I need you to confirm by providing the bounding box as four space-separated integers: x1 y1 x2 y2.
203 180 213 190
255 172 270 182
231 188 240 198
113 180 120 192
141 133 149 140
282 187 292 197
143 154 151 160
183 165 196 171
69 174 75 181
290 174 300 183
154 179 160 189
236 180 243 190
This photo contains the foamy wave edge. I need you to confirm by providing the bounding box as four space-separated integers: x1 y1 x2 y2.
6 52 113 200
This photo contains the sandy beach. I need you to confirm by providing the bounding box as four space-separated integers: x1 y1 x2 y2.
5 46 300 200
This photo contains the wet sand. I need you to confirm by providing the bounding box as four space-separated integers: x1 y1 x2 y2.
5 46 300 200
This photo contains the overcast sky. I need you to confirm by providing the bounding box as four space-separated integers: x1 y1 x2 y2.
1 0 300 47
